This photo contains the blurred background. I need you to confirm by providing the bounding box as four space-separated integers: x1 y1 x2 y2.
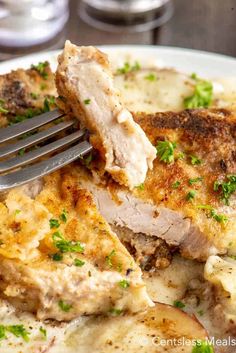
0 0 235 61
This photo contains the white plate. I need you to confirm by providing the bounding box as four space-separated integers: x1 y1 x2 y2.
0 45 236 78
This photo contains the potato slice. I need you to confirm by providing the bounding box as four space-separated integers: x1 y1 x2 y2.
65 303 208 353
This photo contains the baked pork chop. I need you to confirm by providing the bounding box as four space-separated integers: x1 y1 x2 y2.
72 108 236 264
0 169 152 321
0 61 56 127
56 41 156 190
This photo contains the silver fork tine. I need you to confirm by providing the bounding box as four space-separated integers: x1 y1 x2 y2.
0 119 76 158
0 129 86 173
0 141 92 191
0 108 63 144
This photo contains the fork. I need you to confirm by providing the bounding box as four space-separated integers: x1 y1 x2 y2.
0 109 92 192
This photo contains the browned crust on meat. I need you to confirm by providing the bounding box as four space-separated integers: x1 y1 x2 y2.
0 63 56 127
134 109 236 174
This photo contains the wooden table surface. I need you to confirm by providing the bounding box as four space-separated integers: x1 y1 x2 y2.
0 0 236 61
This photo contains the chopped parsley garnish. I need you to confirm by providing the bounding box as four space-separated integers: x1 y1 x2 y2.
10 97 54 126
144 73 157 81
177 152 185 160
0 99 8 114
192 340 214 353
117 61 141 74
214 175 236 205
84 99 91 105
189 177 203 185
84 153 93 167
39 326 47 338
49 218 60 229
74 258 85 267
40 83 47 91
191 73 197 80
189 155 202 165
184 76 213 109
59 209 67 223
118 280 130 289
173 300 185 309
136 183 144 191
52 253 63 261
197 310 204 316
18 148 25 156
186 190 196 201
7 325 30 342
106 249 116 268
172 181 181 189
31 61 49 79
109 308 123 316
210 209 228 224
156 140 177 164
58 300 72 312
30 92 39 100
52 231 85 253
43 96 55 112
197 205 228 224
0 325 6 340
14 209 21 215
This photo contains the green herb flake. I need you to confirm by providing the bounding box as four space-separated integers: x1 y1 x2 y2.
117 61 141 75
192 340 214 353
30 92 39 100
156 140 177 164
186 190 196 201
177 152 185 160
52 231 85 253
39 326 47 339
7 325 30 342
189 177 203 185
214 175 236 205
52 253 63 261
184 76 213 109
172 181 181 189
118 280 130 289
144 73 157 81
49 218 60 229
197 205 228 224
136 183 144 191
31 62 49 79
59 209 67 223
84 99 91 105
14 209 21 215
18 148 25 156
189 155 202 165
109 308 123 316
40 83 47 91
43 96 55 112
58 300 72 312
197 310 204 316
84 153 93 167
106 249 116 268
0 325 7 340
0 105 8 114
191 73 198 80
173 300 185 309
74 258 85 267
210 209 228 224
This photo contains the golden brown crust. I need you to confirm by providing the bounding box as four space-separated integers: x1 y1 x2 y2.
134 109 236 175
0 63 56 126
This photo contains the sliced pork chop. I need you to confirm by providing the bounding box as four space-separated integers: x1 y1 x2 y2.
56 41 156 189
0 170 152 321
72 108 236 263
